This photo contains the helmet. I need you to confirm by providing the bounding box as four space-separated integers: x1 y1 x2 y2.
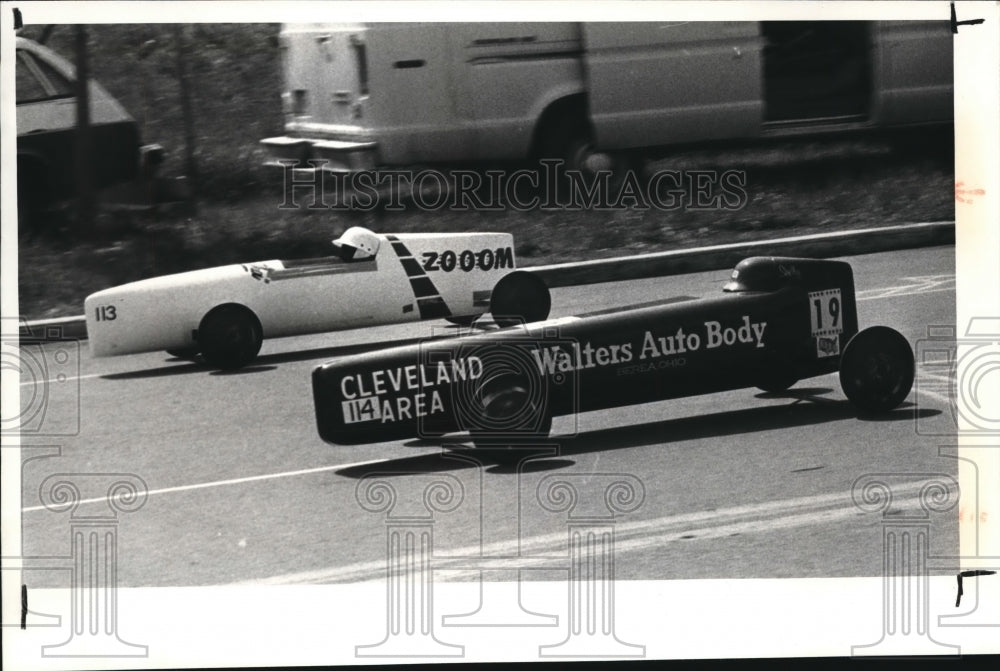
332 226 380 261
722 257 784 292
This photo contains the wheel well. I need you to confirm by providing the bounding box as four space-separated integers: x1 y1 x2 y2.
530 93 590 159
17 153 49 195
196 303 263 340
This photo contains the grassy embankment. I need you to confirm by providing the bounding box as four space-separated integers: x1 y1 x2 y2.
16 24 955 319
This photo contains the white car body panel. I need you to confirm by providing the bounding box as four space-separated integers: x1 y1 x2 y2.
85 232 516 358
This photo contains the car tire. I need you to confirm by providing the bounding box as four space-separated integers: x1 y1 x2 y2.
468 372 553 465
839 326 914 413
197 304 263 370
490 271 551 327
538 115 638 198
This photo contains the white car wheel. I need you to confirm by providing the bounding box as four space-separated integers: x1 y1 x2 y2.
197 304 263 370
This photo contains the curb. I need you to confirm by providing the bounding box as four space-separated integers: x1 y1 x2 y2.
20 221 953 342
19 315 90 342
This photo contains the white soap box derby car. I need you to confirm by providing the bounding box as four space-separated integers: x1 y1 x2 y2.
84 227 551 369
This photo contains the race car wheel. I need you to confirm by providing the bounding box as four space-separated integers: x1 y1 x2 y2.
468 373 553 465
490 271 551 327
839 326 915 413
197 304 263 370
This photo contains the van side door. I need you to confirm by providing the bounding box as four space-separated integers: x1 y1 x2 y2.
870 20 953 126
583 22 764 150
365 23 458 164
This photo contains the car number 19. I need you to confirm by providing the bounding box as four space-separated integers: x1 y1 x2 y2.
808 289 842 335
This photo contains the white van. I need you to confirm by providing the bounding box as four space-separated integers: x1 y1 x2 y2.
261 21 953 176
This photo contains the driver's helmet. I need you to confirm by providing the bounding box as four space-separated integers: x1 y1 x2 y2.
333 226 380 261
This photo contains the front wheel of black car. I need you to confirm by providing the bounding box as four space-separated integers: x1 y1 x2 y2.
197 304 263 370
839 326 914 413
468 373 553 466
490 271 551 327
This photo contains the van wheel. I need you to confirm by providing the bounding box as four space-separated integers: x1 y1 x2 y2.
197 304 263 370
490 271 551 327
839 326 914 413
539 117 636 192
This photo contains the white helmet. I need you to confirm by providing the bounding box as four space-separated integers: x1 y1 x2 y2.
332 226 380 261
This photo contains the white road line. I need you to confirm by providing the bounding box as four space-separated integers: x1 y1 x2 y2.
240 478 941 585
18 372 104 387
914 387 953 405
914 361 956 405
20 456 402 513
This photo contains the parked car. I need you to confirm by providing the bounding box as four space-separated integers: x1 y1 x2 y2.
15 35 162 225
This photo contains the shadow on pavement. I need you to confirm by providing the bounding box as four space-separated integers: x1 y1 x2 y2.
99 334 446 380
334 395 941 478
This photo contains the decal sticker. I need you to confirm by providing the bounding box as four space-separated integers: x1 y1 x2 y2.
808 289 843 336
338 357 483 424
777 263 801 280
421 247 514 272
529 316 767 377
93 305 117 322
342 397 381 424
815 334 840 358
385 235 451 319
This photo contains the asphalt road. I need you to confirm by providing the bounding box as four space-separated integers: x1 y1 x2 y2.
18 245 959 587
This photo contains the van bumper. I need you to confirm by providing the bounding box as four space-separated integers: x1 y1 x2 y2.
260 136 378 173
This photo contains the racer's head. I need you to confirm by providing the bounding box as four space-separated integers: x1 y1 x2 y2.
333 226 380 261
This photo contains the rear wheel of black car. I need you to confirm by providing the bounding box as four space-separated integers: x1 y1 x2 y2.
197 304 263 370
839 326 914 413
490 271 551 327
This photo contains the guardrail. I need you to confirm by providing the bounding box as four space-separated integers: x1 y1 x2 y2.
19 220 954 342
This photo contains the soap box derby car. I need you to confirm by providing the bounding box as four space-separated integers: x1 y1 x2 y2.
312 256 915 449
85 227 551 369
